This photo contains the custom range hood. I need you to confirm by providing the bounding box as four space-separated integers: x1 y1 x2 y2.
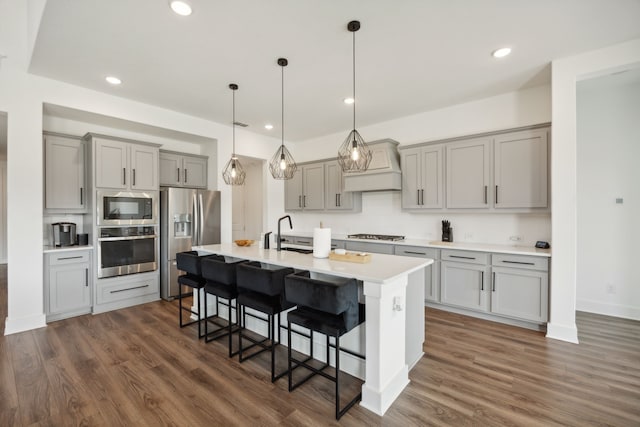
343 139 402 192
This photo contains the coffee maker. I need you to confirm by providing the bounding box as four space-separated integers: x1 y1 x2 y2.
52 222 77 247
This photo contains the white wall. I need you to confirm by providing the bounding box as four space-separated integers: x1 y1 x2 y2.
576 78 640 320
549 38 640 343
0 1 283 334
288 85 552 246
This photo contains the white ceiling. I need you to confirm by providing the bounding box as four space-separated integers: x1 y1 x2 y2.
29 0 640 142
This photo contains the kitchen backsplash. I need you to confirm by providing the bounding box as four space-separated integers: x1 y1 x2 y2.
289 191 550 246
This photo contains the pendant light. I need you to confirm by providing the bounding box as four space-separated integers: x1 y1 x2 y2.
222 83 246 185
338 20 372 173
269 58 297 180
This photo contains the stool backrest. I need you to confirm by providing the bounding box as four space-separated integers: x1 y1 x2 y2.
176 251 206 276
285 271 360 332
202 257 244 285
237 261 294 296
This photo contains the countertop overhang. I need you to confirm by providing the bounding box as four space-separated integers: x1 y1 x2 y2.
193 243 433 284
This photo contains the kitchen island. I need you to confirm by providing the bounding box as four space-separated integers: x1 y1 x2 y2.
194 243 433 416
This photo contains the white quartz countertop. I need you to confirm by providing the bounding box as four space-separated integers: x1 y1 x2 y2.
43 245 93 253
193 243 433 284
281 232 551 257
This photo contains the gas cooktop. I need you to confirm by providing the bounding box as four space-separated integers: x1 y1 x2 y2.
347 234 405 241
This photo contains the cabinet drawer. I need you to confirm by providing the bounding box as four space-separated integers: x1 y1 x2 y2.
331 240 346 250
345 241 395 255
492 254 548 271
441 249 488 265
48 251 91 266
395 245 438 259
97 276 159 304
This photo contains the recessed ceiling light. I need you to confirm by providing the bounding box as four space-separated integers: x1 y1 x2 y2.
492 47 512 58
264 124 274 130
344 97 355 105
170 1 192 16
105 76 122 85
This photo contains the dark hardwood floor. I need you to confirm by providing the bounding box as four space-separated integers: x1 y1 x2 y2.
1 266 639 426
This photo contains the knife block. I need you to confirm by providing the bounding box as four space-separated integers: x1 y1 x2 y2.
442 227 453 242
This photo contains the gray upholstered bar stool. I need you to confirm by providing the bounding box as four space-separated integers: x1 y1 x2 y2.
201 256 247 357
176 251 219 338
235 261 295 382
284 270 365 420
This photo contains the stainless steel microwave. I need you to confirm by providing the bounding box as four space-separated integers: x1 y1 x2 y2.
96 190 158 226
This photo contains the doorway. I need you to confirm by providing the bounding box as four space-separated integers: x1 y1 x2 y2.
231 156 265 242
576 67 640 320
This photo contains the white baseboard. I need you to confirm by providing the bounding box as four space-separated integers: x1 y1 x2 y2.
4 313 47 335
546 322 579 344
576 299 640 321
360 364 409 416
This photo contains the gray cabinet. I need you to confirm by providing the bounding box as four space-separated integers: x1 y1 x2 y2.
325 160 360 211
446 137 491 209
44 134 87 212
401 145 444 209
395 245 439 302
440 253 488 311
45 250 92 321
494 129 548 208
94 137 158 190
490 254 549 322
159 151 208 188
284 163 325 211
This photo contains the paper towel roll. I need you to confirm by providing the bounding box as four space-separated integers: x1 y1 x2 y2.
313 228 331 258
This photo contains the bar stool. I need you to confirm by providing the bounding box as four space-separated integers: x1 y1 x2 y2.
236 261 295 382
176 251 220 338
201 256 246 357
284 270 365 420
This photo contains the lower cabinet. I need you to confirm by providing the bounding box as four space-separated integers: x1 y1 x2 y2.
45 250 92 322
440 250 549 324
345 240 395 255
94 270 160 313
395 246 440 302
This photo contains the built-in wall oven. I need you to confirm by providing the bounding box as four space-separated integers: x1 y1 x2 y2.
97 226 158 278
97 190 158 226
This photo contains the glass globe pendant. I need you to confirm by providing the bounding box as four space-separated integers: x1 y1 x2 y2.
269 58 297 180
222 83 246 185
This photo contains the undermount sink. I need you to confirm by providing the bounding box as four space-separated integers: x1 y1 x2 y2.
280 247 313 254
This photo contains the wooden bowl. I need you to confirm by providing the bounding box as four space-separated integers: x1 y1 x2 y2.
234 239 255 247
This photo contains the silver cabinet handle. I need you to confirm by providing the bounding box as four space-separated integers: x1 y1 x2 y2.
184 168 188 183
57 255 83 261
80 187 83 205
404 251 427 256
177 168 180 182
481 271 484 291
492 271 496 291
303 195 306 207
85 268 89 287
133 169 136 186
123 168 126 185
421 189 424 205
110 284 149 294
484 185 487 204
495 185 498 204
336 193 338 207
298 195 301 208
338 193 341 207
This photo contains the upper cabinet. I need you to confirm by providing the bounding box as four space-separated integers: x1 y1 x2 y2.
401 124 549 212
325 160 361 211
92 136 159 191
44 134 87 212
159 151 208 188
494 129 548 209
446 137 491 209
285 163 325 211
401 145 444 209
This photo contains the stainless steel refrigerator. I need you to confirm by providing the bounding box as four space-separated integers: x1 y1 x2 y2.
160 187 221 300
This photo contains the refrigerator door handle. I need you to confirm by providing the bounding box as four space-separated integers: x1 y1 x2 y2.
192 192 199 246
199 193 204 245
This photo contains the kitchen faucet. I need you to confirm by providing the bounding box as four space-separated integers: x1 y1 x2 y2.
277 215 293 251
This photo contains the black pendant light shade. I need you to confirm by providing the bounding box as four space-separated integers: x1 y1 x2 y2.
223 83 246 185
269 58 297 180
338 20 372 173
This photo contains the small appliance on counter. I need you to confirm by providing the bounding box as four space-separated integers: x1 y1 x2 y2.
52 222 77 247
442 220 453 242
77 233 89 246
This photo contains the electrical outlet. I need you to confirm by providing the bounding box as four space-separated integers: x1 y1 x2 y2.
606 283 616 294
509 235 523 242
